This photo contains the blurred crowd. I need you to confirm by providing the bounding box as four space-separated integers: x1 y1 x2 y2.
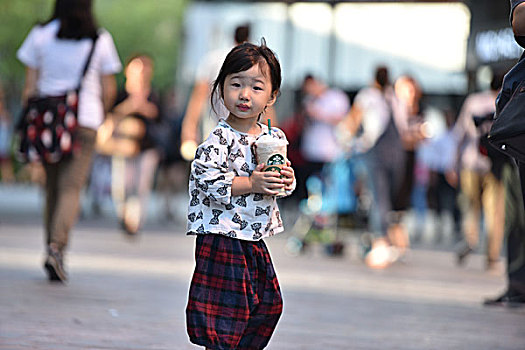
279 65 510 271
0 19 515 275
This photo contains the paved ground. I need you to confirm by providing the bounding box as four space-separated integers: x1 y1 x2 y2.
1 185 525 349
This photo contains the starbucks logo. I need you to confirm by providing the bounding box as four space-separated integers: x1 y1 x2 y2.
264 166 281 173
267 154 285 165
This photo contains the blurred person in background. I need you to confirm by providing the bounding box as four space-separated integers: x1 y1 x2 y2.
0 84 14 182
86 149 112 217
180 24 252 161
342 66 420 268
484 0 525 306
392 75 429 246
17 0 121 282
277 96 306 205
108 54 161 236
298 74 350 201
419 108 462 244
156 88 189 223
453 71 506 272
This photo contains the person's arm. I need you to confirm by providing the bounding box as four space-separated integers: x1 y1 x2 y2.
101 74 117 114
446 97 472 185
21 67 38 105
181 80 209 143
112 93 158 119
341 103 363 136
452 96 472 166
231 164 284 196
111 96 134 116
137 98 159 119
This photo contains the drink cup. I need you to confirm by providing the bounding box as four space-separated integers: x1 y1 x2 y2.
255 134 288 197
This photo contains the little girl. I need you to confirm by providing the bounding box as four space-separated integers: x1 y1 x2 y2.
185 41 295 349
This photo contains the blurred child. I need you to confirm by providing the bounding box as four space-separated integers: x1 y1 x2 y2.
185 41 295 349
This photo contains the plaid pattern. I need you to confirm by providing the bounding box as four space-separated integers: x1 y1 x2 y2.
186 234 283 350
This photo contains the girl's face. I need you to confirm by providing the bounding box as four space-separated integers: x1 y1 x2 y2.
223 62 276 127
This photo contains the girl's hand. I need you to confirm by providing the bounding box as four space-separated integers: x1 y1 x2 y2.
280 161 295 191
250 164 284 195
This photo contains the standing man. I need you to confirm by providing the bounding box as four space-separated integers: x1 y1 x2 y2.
453 73 505 272
484 0 525 306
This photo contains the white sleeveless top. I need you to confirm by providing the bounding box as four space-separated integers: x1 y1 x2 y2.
17 20 122 130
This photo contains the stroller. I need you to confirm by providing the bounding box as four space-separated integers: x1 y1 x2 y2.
286 153 370 256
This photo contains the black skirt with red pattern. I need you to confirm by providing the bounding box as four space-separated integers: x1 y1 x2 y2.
186 234 283 350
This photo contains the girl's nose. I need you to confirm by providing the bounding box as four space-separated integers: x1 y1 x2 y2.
239 88 250 100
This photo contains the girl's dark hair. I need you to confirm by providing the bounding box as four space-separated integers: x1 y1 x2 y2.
47 0 98 40
210 40 281 115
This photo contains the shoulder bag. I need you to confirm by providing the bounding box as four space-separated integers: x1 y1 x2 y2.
16 35 99 164
488 80 525 162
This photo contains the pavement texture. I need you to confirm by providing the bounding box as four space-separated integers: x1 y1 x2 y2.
1 185 525 349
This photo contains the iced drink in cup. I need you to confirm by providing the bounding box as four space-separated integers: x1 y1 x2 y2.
255 134 288 197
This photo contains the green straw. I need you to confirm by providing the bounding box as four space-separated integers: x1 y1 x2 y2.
268 118 271 135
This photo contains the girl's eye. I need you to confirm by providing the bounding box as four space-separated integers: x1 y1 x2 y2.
253 86 263 91
231 82 240 87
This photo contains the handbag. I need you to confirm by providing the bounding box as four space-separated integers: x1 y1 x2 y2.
488 80 525 162
16 35 98 164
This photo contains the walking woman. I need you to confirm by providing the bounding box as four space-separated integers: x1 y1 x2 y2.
342 66 420 268
17 0 121 282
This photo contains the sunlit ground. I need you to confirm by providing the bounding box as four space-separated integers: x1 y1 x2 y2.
1 209 524 350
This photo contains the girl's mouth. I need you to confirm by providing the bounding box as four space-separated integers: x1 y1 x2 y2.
237 104 250 112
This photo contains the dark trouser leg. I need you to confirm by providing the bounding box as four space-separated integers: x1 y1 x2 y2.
370 161 391 237
509 162 525 293
434 173 447 242
452 196 462 241
45 128 96 252
44 163 59 246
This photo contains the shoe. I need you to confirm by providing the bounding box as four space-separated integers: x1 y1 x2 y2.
123 197 141 235
120 219 138 236
485 260 502 274
456 242 472 266
483 289 525 308
44 246 68 283
364 238 399 269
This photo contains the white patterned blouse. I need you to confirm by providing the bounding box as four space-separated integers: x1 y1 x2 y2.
186 119 295 241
